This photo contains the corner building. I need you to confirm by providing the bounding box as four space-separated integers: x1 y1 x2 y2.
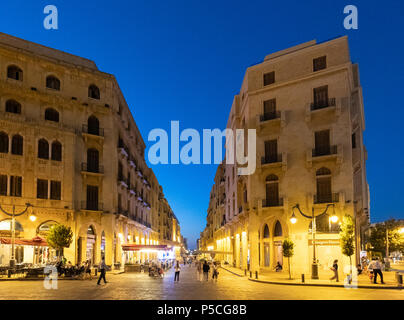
200 36 369 275
0 33 182 266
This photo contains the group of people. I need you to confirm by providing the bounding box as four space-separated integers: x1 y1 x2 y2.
329 257 385 284
171 258 220 283
55 259 93 279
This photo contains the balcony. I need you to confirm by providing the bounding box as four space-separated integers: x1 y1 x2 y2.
260 111 281 122
129 188 136 196
117 176 128 189
310 98 336 111
82 124 104 137
312 145 338 157
81 201 103 211
305 98 342 122
129 158 136 169
307 145 342 168
256 110 285 133
137 169 143 178
81 162 104 174
261 153 282 165
262 198 284 208
313 193 339 204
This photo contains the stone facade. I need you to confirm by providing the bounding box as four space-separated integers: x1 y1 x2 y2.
0 32 182 266
200 36 370 275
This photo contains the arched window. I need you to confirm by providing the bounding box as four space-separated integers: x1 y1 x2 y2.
88 85 100 99
315 167 332 204
7 65 23 81
0 132 9 153
45 108 59 122
5 99 21 114
263 224 270 239
88 116 100 135
38 139 49 159
51 141 62 161
264 174 280 207
37 220 58 235
11 135 23 155
87 148 99 173
46 75 60 90
274 221 282 237
87 226 95 236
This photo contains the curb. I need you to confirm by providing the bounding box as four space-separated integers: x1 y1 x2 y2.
220 266 245 278
247 278 403 290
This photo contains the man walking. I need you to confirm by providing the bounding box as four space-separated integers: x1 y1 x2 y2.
329 259 339 282
202 260 210 281
97 256 108 285
368 257 385 284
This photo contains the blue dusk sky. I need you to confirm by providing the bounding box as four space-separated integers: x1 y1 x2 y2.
1 0 403 249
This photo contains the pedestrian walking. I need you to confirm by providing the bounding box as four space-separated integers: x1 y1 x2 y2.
174 261 181 282
197 262 202 281
368 257 385 284
202 260 210 281
97 256 108 285
329 259 339 282
212 263 219 282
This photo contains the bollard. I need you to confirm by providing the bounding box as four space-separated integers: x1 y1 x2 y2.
397 273 403 287
255 271 258 279
8 269 11 278
244 269 247 276
301 274 305 283
250 271 252 278
94 268 98 277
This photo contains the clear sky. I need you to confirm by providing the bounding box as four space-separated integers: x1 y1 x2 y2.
1 0 403 249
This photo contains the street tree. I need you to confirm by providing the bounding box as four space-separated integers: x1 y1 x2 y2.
340 214 355 279
282 239 294 280
46 224 73 259
367 219 404 257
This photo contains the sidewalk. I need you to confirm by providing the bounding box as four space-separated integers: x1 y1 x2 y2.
220 265 404 290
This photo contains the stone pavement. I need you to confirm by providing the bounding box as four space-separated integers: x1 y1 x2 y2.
0 263 402 300
221 263 404 289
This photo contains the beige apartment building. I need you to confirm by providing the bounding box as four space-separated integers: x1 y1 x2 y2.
200 36 369 276
0 33 182 267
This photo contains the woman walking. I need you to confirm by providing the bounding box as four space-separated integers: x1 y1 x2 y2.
174 261 181 282
212 263 219 282
329 259 339 282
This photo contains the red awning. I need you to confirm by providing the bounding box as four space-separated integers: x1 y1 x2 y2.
0 236 48 246
121 244 169 251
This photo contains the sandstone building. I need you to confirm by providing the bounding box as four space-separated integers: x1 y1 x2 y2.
200 36 369 275
0 33 182 267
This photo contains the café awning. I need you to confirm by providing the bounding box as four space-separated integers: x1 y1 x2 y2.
0 236 48 246
121 244 169 251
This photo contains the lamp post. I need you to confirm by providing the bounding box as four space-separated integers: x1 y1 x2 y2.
0 203 35 267
290 203 337 280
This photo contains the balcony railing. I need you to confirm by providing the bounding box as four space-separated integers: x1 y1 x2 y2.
261 154 282 165
81 201 103 211
310 98 336 111
260 111 281 122
81 162 104 174
312 145 338 157
262 198 283 208
82 124 104 137
314 193 339 204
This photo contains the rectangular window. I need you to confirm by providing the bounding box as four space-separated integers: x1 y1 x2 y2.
0 175 7 196
352 133 357 149
86 185 99 211
314 130 331 156
37 179 48 199
313 85 329 109
313 56 327 72
50 181 61 200
264 140 278 163
10 176 22 197
263 71 275 86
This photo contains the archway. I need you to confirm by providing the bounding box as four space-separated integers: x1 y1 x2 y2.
262 224 270 267
273 220 283 267
100 231 106 259
86 226 96 264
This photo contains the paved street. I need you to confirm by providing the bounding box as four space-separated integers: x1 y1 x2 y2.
0 264 402 300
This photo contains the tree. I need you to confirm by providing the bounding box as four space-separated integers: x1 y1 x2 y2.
282 239 294 280
340 214 355 279
367 219 404 257
46 224 73 259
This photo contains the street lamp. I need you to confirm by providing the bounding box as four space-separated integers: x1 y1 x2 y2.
0 203 35 267
290 203 337 280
